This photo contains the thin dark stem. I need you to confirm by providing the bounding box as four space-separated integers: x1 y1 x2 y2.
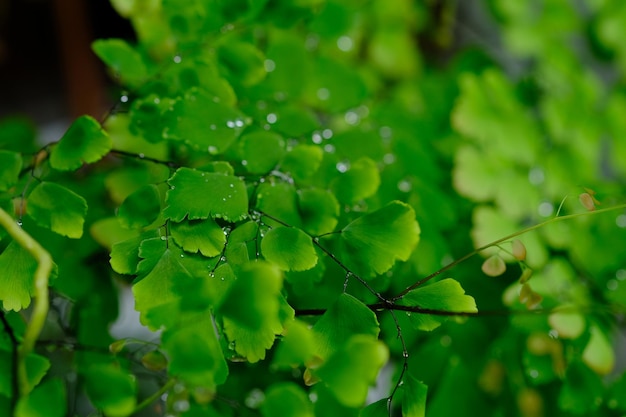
110 149 180 169
386 310 408 417
393 203 626 300
1 310 19 412
254 210 390 304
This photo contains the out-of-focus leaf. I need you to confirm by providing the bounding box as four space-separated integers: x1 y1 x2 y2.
27 182 87 238
261 226 317 271
49 116 112 171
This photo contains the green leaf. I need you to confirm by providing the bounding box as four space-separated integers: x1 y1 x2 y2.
272 319 316 369
84 364 137 417
162 313 228 387
0 150 22 191
315 335 388 407
272 105 320 137
15 378 66 417
548 308 585 339
132 238 191 330
26 182 88 238
255 182 301 227
312 293 380 360
49 115 112 171
217 39 266 87
360 398 388 417
92 38 147 87
330 157 381 204
218 261 283 330
168 88 248 153
398 278 477 313
109 230 159 275
280 144 324 181
117 184 161 229
261 383 315 417
298 188 339 235
223 315 282 363
239 131 285 174
164 167 248 222
306 56 368 112
0 241 37 311
558 361 603 414
261 226 317 271
0 351 50 396
171 218 226 257
340 201 420 277
402 374 428 417
582 325 614 375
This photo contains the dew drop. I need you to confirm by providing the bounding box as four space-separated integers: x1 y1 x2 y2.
322 128 333 139
440 335 452 347
153 97 160 104
538 202 554 217
160 236 167 241
617 269 626 281
317 88 330 101
173 55 182 64
120 95 129 103
402 351 409 358
235 119 245 128
226 120 236 128
229 183 234 188
383 153 396 164
337 35 354 52
323 144 335 153
208 146 218 154
398 179 412 192
379 126 393 140
220 256 226 262
616 214 626 228
180 254 184 258
220 277 225 281
549 329 559 339
212 96 220 103
529 369 539 379
241 160 248 166
344 111 359 125
245 389 265 409
210 124 217 130
266 113 277 124
528 167 545 185
312 132 323 144
336 161 350 173
607 279 619 291
16 220 22 227
138 153 145 159
173 400 190 412
264 59 276 72
209 272 215 277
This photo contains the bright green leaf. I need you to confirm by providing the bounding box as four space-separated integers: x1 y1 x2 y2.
239 131 285 174
315 335 388 407
84 364 137 417
312 293 380 360
548 308 585 339
117 184 161 229
217 39 266 86
223 315 282 363
330 157 380 204
92 38 147 87
15 378 65 417
171 218 226 257
582 325 614 375
261 226 317 271
261 383 315 417
109 230 159 275
163 313 228 387
49 115 112 171
340 201 420 277
0 151 21 191
273 319 316 369
0 351 50 397
0 241 37 311
218 261 283 330
164 167 248 222
398 278 478 313
26 182 88 238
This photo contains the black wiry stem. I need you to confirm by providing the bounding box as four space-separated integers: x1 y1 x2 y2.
110 149 180 169
386 310 408 416
0 310 19 413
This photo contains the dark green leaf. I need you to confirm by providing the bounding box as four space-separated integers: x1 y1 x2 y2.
84 364 137 417
261 226 317 271
117 184 161 229
164 167 248 222
0 151 21 191
217 39 266 87
27 182 88 238
402 374 428 417
256 182 301 227
298 188 339 235
49 115 112 171
15 378 65 417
